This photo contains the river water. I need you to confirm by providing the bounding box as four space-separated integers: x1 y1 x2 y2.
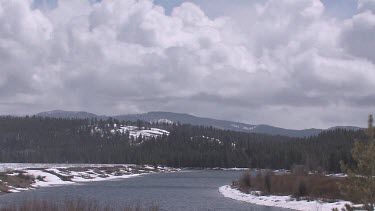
0 170 290 211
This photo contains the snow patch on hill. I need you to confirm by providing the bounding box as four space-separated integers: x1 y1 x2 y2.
242 126 257 130
151 119 174 124
190 135 223 144
112 126 170 139
231 124 257 131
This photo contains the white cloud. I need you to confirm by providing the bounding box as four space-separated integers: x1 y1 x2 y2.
0 0 374 129
341 9 375 63
358 0 375 12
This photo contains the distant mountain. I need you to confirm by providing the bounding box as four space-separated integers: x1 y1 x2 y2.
328 126 362 131
35 110 361 137
36 110 99 119
114 112 324 137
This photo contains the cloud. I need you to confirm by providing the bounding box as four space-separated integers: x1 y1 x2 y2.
341 3 375 63
0 0 374 129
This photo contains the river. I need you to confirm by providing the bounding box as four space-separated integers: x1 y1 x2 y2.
0 170 290 211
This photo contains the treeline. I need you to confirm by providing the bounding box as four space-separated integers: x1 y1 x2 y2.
0 116 365 172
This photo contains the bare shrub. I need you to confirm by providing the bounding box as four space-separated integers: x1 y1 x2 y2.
0 182 9 193
236 171 252 193
0 172 35 189
16 173 35 181
233 172 348 201
43 170 73 181
36 175 45 181
264 171 273 193
295 180 307 197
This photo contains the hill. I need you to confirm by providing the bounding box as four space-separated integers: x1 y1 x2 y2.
36 110 361 137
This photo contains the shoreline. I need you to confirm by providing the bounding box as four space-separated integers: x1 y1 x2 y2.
0 164 179 194
219 185 353 211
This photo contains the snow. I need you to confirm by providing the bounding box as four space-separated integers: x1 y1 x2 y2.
190 135 223 144
219 185 353 211
219 167 249 171
67 171 142 183
0 164 178 193
326 173 347 177
242 126 257 130
91 124 170 144
0 163 136 172
24 170 74 187
112 126 170 140
151 119 174 124
231 124 240 128
230 124 257 130
22 168 144 188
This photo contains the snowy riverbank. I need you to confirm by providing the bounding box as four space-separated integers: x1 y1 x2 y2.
219 185 353 211
0 163 178 193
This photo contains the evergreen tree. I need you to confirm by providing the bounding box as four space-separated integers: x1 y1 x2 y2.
0 115 364 171
341 115 375 210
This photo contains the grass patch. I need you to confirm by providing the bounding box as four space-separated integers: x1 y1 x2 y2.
42 170 73 181
0 181 9 193
0 172 35 191
0 198 159 211
64 167 91 172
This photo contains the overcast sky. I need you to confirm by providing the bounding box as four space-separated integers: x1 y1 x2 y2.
0 0 375 129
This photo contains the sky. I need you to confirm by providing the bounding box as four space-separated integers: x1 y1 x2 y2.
0 0 375 129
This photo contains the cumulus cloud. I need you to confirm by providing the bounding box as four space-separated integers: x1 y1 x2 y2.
0 0 374 129
342 1 375 63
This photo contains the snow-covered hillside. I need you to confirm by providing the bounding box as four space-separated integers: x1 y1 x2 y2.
231 124 257 131
190 135 236 149
91 124 170 145
190 135 223 144
151 119 174 124
111 126 170 139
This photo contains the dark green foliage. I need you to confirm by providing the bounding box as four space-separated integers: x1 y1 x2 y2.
0 116 364 172
341 115 375 210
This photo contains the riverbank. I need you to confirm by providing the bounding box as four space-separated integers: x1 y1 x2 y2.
219 185 352 211
0 163 178 194
0 170 289 211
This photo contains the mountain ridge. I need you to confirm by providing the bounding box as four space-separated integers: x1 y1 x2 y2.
35 110 362 137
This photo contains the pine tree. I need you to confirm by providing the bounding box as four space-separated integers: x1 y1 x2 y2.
341 115 375 210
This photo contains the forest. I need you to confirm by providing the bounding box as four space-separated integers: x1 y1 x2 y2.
0 116 365 173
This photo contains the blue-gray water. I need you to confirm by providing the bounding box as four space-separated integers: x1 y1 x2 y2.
0 170 290 211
